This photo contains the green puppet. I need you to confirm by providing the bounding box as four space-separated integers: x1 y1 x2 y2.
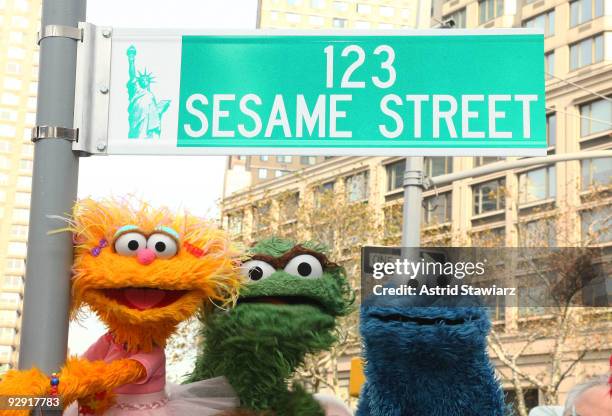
187 237 354 415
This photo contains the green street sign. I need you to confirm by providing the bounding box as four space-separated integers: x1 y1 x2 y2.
81 28 546 156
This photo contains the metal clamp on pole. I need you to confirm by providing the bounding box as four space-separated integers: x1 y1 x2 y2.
31 125 78 143
37 24 83 45
403 169 425 188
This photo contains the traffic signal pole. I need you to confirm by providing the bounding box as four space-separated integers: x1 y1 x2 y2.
399 150 612 250
19 0 86 375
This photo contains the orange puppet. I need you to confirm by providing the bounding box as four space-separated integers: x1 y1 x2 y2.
0 198 242 415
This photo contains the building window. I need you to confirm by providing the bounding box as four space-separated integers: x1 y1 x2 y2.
471 227 505 246
287 0 302 6
379 6 395 17
12 208 29 222
310 0 325 8
579 98 611 137
423 192 452 226
314 181 335 208
19 159 32 171
227 212 243 235
522 9 555 37
474 157 503 167
546 113 556 147
10 225 28 237
7 47 25 60
300 156 316 165
0 292 20 307
309 15 325 26
444 8 466 28
275 169 290 177
569 34 603 71
570 0 603 27
280 193 299 223
479 0 503 24
581 158 612 189
346 171 369 202
253 203 271 231
6 259 23 270
333 1 348 12
357 3 372 14
332 18 347 27
518 166 556 204
286 12 301 23
386 160 405 192
3 78 22 91
0 327 16 339
473 178 505 215
548 57 558 80
581 205 611 244
3 276 22 289
8 242 27 256
5 62 21 74
260 155 269 161
424 157 452 177
258 168 267 179
520 219 556 246
276 155 292 163
0 311 18 326
14 192 30 206
0 156 10 169
0 124 16 137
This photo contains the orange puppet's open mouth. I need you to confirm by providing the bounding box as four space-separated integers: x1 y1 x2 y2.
102 288 189 310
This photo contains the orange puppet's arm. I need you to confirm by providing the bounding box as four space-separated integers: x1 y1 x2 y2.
0 358 145 416
57 356 146 409
0 368 50 416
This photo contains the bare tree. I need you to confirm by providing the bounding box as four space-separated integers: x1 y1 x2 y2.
484 180 612 416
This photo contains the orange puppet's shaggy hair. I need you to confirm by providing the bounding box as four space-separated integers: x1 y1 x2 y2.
67 197 243 352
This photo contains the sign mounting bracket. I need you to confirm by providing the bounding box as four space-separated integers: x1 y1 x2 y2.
72 22 112 156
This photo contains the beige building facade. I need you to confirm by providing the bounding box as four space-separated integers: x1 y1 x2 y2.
221 0 612 409
0 0 39 371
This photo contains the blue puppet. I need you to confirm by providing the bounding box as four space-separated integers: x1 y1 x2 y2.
357 292 505 416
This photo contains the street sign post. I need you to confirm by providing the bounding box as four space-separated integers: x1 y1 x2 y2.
74 25 546 157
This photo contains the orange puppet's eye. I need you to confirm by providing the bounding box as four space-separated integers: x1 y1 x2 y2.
147 233 178 259
114 232 147 256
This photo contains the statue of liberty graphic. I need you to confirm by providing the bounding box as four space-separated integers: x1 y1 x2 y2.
126 45 171 139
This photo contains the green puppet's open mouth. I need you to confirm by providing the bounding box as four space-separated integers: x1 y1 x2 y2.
238 295 325 311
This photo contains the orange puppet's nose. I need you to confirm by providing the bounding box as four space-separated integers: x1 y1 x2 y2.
137 248 156 265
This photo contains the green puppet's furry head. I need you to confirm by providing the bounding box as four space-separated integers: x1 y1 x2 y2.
188 237 354 412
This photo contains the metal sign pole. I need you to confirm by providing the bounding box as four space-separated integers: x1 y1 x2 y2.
19 0 86 374
401 157 424 247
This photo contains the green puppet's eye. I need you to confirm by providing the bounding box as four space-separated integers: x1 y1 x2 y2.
241 260 276 282
284 255 323 279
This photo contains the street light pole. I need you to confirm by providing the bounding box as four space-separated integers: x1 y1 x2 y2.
19 0 86 374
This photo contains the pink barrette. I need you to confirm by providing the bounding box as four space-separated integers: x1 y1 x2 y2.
184 241 207 258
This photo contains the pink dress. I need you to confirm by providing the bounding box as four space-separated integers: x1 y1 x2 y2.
63 333 352 415
63 333 238 416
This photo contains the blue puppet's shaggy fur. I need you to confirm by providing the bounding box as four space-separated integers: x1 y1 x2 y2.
357 305 505 416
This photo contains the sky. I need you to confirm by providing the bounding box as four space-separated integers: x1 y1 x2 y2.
67 0 258 372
